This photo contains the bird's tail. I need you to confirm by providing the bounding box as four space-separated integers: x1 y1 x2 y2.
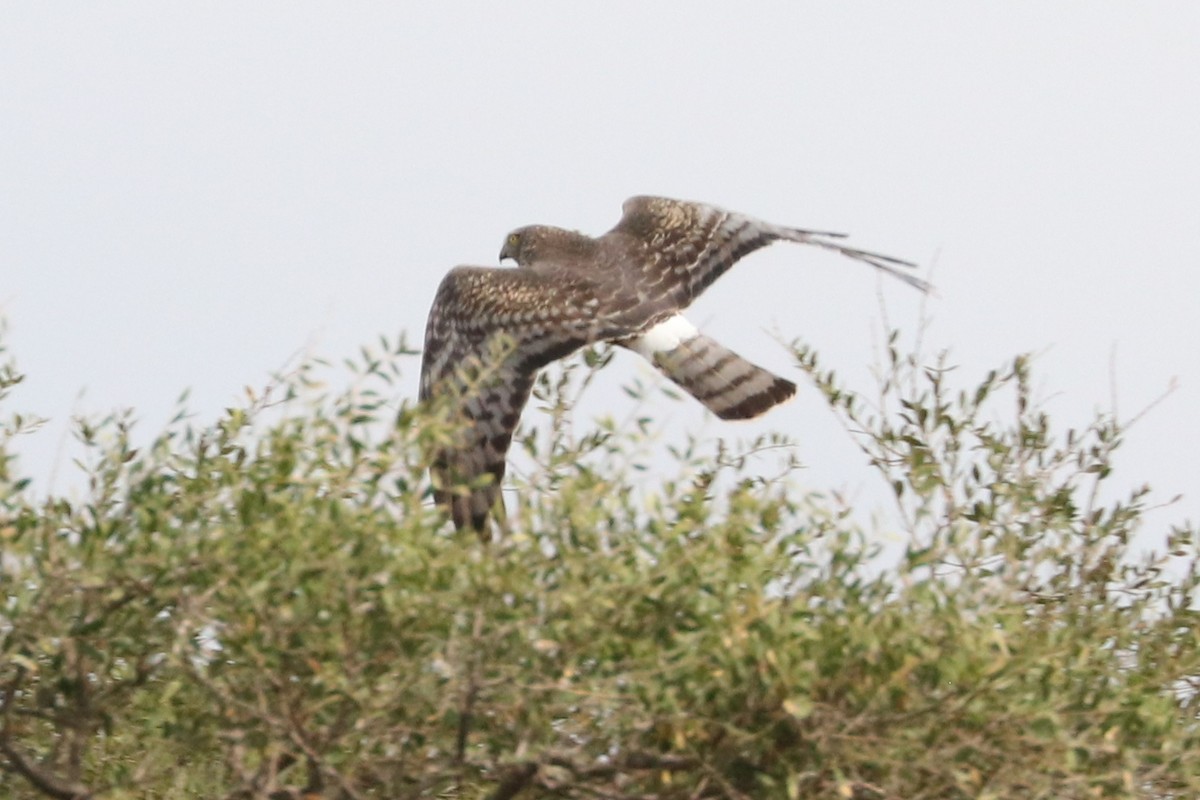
626 315 796 420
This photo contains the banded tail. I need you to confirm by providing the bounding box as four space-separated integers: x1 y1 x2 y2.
625 315 796 420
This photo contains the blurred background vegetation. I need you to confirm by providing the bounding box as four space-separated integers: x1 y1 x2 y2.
0 326 1196 799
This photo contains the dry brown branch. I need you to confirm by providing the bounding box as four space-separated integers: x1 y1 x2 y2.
0 738 94 800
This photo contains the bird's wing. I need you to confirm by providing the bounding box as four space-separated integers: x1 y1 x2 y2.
419 266 621 535
607 195 929 308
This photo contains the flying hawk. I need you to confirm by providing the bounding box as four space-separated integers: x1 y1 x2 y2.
419 195 928 535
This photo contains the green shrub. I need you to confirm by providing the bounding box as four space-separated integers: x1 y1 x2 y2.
0 329 1196 799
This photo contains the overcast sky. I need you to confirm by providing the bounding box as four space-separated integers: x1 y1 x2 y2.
3 4 1197 538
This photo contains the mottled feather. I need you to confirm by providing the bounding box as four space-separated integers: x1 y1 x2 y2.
607 196 930 307
422 195 928 535
419 267 625 535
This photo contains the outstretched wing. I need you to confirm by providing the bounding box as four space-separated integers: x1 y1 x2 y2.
606 195 928 309
419 266 620 535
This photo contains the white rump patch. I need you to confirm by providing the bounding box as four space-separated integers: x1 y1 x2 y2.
630 314 699 358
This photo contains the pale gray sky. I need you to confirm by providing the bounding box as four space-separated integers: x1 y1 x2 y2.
3 4 1198 533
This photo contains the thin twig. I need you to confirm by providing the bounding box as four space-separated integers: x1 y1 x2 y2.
457 606 486 765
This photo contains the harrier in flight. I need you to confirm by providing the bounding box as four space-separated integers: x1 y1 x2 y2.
420 195 928 535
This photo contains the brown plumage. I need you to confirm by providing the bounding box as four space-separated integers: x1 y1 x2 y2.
420 195 929 535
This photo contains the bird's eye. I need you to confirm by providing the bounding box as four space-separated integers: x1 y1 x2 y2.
508 233 519 245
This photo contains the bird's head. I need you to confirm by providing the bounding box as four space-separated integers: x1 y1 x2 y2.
500 225 594 269
499 226 534 265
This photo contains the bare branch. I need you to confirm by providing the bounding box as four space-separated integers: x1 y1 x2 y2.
0 738 94 800
457 606 486 764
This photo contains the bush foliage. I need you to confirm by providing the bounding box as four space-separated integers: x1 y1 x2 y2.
0 329 1197 799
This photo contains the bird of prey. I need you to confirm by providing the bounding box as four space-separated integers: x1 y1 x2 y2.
419 195 928 535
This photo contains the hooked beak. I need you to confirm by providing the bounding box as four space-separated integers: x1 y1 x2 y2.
499 242 514 263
